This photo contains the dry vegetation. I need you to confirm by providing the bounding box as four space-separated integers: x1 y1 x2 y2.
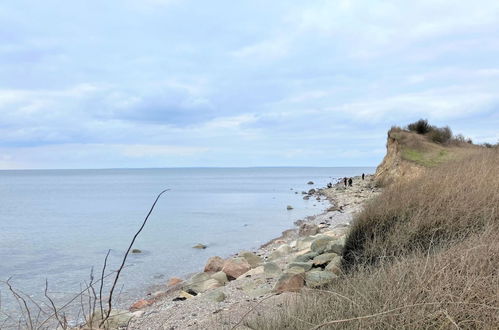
247 149 499 329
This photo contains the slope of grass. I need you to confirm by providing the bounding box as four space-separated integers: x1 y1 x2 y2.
248 149 499 329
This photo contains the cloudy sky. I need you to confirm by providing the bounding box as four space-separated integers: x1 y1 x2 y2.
1 0 498 169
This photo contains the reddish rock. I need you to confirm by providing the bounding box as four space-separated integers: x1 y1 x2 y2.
167 277 183 287
221 257 251 280
204 256 225 273
273 272 305 293
129 299 153 311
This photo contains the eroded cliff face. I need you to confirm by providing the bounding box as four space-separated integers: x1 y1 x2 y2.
374 131 424 186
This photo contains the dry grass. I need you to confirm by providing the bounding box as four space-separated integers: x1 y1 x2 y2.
247 149 499 329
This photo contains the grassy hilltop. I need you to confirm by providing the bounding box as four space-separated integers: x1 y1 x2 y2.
250 121 499 329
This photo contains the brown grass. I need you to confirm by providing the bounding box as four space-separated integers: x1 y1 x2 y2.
247 149 499 329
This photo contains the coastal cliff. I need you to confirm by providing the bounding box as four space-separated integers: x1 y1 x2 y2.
374 127 477 186
374 129 424 186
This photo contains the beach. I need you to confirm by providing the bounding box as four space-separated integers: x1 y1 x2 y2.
123 174 381 330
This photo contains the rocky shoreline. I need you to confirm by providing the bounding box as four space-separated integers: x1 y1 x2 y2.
101 175 380 330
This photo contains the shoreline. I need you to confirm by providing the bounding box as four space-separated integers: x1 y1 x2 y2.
114 174 380 329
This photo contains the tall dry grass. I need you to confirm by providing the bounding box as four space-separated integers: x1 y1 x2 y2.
247 149 499 329
344 148 498 269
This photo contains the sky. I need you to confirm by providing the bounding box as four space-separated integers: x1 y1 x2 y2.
0 0 498 169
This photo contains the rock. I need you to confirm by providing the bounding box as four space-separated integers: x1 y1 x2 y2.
175 290 195 300
287 262 313 272
310 236 335 254
193 243 207 249
211 271 229 285
184 273 221 294
308 189 316 194
303 196 310 200
130 299 153 311
222 257 252 280
324 239 345 255
271 244 292 259
301 191 307 194
312 253 338 266
307 181 314 185
204 256 225 273
131 249 142 253
305 270 337 288
293 251 319 263
241 278 272 297
240 251 262 268
296 237 314 250
263 262 282 278
202 288 226 302
273 271 305 293
286 205 294 210
91 310 134 329
298 223 319 236
325 256 343 275
238 266 264 279
167 277 183 287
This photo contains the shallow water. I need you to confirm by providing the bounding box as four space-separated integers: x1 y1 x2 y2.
0 167 373 315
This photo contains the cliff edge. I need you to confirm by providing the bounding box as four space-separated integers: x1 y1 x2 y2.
374 128 475 186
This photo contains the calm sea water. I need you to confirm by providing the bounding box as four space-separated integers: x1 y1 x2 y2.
0 167 372 315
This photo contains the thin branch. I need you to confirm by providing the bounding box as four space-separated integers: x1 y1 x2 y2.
44 279 64 329
100 189 170 327
99 249 111 319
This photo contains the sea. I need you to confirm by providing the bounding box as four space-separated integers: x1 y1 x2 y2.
0 167 373 320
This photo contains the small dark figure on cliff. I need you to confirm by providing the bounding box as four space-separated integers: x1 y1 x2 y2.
348 178 353 186
343 177 348 186
362 173 365 180
327 182 332 188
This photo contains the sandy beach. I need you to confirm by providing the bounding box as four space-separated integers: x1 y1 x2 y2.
117 174 381 330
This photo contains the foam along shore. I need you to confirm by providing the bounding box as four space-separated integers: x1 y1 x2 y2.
98 175 380 330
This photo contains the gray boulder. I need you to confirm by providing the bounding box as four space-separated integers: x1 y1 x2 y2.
305 270 338 288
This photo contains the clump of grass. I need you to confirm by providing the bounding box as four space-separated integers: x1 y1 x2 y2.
248 149 499 329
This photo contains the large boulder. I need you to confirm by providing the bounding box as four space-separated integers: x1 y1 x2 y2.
287 262 313 272
183 272 221 294
238 265 264 279
202 288 226 302
312 253 338 266
296 237 314 250
325 255 343 275
269 244 292 260
222 257 252 280
324 238 345 255
240 251 262 268
241 278 272 297
310 236 335 254
91 310 135 329
305 270 337 288
211 271 229 285
273 271 305 293
204 256 225 273
263 262 282 278
293 251 318 263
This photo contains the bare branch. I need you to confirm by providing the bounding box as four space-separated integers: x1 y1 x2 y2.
101 189 170 327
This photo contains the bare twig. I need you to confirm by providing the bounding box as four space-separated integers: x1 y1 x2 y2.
44 279 65 329
100 189 170 327
5 277 33 330
99 249 111 319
